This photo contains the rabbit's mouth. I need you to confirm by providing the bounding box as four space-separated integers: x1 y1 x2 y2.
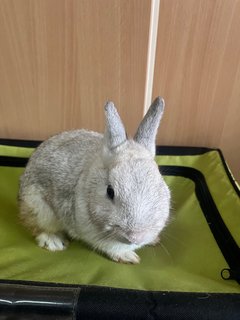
115 234 132 244
114 229 157 246
99 223 159 246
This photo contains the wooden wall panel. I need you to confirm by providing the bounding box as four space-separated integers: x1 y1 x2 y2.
153 0 240 181
0 0 151 140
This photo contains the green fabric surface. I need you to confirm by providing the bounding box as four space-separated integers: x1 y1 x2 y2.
0 145 239 293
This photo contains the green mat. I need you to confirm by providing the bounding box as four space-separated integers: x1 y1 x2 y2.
0 142 239 294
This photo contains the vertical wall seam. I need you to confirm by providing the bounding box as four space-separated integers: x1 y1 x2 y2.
143 0 160 114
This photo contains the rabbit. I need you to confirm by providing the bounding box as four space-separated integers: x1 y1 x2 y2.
18 97 170 264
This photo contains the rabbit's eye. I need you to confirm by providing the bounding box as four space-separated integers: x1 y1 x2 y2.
107 185 114 200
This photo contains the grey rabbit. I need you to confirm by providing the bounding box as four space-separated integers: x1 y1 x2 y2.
19 97 170 264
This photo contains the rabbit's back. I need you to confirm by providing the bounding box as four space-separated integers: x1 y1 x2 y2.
19 129 102 209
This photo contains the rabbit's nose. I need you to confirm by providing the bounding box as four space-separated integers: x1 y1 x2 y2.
127 231 146 245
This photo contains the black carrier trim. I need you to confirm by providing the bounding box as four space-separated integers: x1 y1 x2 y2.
156 145 214 155
0 156 29 167
0 281 240 320
0 138 41 148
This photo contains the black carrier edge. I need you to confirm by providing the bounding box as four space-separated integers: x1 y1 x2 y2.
0 281 240 320
0 143 240 319
0 138 41 148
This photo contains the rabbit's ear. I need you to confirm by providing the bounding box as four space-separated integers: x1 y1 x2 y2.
134 97 165 155
104 101 127 150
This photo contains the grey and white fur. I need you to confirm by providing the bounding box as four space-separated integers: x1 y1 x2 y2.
18 97 170 264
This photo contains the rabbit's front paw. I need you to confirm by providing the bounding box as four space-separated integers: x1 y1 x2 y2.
36 232 68 251
112 251 140 264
